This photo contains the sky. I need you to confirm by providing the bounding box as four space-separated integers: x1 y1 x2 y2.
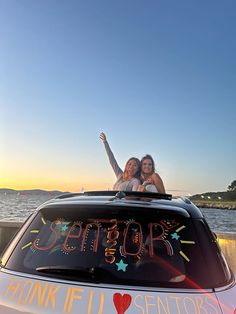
0 0 236 195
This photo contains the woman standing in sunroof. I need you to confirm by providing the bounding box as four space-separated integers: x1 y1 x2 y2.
100 132 141 191
138 154 166 193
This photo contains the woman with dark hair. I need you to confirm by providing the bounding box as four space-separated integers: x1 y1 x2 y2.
100 132 141 191
138 154 166 193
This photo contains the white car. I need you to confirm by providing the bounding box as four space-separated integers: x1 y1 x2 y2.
0 191 235 314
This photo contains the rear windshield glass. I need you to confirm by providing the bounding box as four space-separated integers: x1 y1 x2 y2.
5 205 222 288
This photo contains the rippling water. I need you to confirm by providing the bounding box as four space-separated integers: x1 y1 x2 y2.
0 193 57 222
0 192 236 232
199 207 236 232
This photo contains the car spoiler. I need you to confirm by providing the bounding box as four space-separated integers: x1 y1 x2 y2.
55 190 172 201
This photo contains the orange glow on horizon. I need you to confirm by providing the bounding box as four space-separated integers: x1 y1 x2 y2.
0 176 113 192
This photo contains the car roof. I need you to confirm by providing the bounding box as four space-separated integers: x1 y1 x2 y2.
37 191 204 219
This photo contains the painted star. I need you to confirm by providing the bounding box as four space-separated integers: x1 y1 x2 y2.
115 259 128 272
171 232 180 240
61 224 68 232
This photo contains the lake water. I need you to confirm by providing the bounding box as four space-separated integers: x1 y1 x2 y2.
0 192 236 232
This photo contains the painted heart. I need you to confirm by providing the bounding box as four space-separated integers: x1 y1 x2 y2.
113 293 132 314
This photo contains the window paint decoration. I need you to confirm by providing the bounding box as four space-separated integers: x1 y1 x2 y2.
20 215 196 279
0 274 225 314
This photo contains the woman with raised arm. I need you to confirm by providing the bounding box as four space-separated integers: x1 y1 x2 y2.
138 154 166 193
100 132 141 191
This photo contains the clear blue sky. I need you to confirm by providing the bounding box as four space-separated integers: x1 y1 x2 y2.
1 0 235 195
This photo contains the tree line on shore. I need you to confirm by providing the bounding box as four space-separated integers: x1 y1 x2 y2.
190 180 236 203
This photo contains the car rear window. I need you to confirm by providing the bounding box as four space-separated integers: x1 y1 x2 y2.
4 205 226 288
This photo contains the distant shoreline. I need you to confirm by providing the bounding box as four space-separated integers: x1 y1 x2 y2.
192 201 236 210
190 190 236 210
1 188 236 210
0 188 66 196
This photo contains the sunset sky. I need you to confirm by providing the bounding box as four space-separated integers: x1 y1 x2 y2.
1 1 236 195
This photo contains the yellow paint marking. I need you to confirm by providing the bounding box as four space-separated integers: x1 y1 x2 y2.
180 240 195 244
176 225 186 232
41 217 46 224
179 250 190 262
87 289 94 314
21 242 32 250
30 230 39 233
63 287 71 312
98 292 104 314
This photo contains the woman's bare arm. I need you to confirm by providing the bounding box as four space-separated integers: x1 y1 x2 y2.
100 132 122 178
151 173 166 194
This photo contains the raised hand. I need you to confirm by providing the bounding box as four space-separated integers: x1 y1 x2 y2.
100 132 107 143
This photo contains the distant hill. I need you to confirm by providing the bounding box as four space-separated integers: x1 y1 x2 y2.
1 188 235 202
190 190 236 201
0 188 68 196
